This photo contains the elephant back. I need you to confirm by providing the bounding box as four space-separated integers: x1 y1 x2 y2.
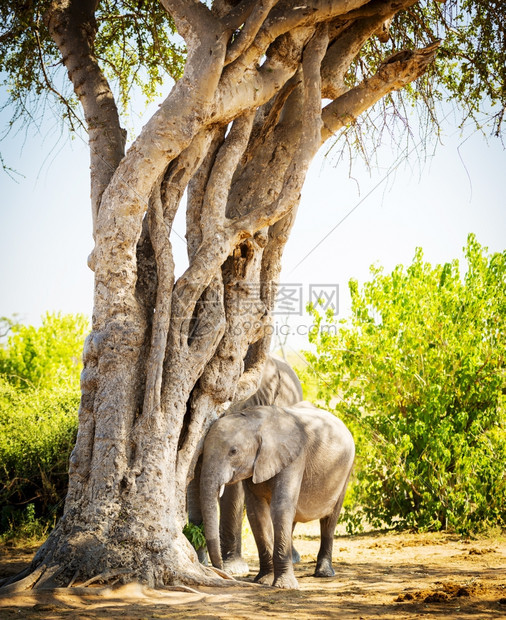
230 355 303 413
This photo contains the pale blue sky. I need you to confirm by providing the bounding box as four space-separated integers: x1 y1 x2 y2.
1 100 505 353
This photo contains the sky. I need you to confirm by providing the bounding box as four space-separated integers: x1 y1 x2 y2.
1 95 505 353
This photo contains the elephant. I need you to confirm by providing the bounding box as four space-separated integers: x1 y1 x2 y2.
187 355 303 575
200 401 355 589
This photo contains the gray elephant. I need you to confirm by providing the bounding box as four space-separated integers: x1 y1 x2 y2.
200 402 355 589
187 355 303 574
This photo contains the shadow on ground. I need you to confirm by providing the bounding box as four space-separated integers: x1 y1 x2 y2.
1 529 505 619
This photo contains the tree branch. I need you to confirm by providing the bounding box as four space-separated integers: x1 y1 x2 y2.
217 25 310 128
223 0 370 77
141 180 175 424
241 74 300 166
33 18 86 135
341 0 418 20
187 127 228 261
231 23 328 236
321 0 420 98
159 0 219 46
44 0 126 236
226 75 304 223
221 0 258 28
321 40 442 142
225 0 279 65
322 15 393 99
89 32 229 328
201 112 255 240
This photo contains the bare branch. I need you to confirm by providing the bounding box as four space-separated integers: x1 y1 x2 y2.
242 74 301 165
224 0 370 77
164 129 218 234
233 340 270 403
220 0 257 28
322 15 391 99
232 210 297 403
188 277 227 351
341 0 418 20
217 26 310 126
226 76 305 223
321 40 442 142
168 244 231 358
141 180 175 423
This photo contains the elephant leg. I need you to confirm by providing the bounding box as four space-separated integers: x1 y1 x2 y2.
291 523 301 564
315 473 351 578
269 469 301 589
244 484 274 585
187 457 208 565
314 513 337 577
270 505 298 589
219 482 249 576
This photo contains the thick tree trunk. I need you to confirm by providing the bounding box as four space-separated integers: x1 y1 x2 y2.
1 0 442 592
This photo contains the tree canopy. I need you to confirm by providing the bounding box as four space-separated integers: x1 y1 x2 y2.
1 0 505 157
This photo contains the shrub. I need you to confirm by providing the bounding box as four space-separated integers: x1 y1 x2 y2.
305 235 505 534
0 313 87 538
183 522 206 551
0 312 88 391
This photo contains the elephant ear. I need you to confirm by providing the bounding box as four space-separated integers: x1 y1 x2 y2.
252 406 305 484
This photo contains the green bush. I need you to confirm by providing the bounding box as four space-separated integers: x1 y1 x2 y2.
305 235 505 534
183 521 206 551
0 312 88 391
0 313 87 539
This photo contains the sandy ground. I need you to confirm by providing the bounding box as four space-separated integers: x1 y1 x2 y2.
0 522 505 619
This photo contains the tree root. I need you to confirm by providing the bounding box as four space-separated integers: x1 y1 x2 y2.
0 563 49 594
79 569 133 587
68 569 80 588
0 553 262 598
161 584 206 595
35 563 66 589
197 565 262 589
204 565 236 580
33 581 231 600
0 566 32 589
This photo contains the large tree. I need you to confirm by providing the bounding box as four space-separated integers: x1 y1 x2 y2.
0 0 504 590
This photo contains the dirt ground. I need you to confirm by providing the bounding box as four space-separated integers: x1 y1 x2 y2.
0 522 505 619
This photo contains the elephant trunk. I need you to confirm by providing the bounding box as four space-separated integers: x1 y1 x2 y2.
200 474 224 570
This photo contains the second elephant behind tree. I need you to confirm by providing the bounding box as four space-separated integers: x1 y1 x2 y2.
187 355 303 574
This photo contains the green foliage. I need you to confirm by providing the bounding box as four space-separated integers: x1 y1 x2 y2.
1 502 56 545
94 0 185 112
299 366 320 403
437 0 506 133
183 521 206 551
0 0 185 135
337 0 506 160
0 313 87 538
1 0 505 154
393 1 506 133
305 235 506 534
0 312 88 390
